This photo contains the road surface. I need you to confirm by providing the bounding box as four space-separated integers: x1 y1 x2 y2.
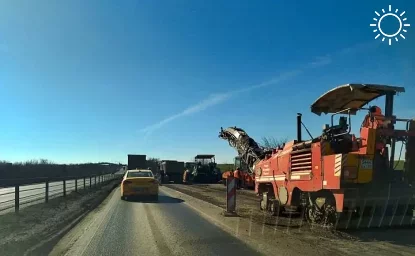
51 187 261 256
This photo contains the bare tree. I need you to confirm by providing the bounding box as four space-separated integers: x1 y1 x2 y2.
147 157 160 163
147 157 161 173
260 136 288 149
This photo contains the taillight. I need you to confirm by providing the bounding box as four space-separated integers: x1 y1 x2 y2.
149 180 158 184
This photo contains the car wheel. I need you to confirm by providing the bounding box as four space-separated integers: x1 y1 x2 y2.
152 195 159 201
121 196 125 200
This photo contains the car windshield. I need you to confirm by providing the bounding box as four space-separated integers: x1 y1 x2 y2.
1 1 414 255
127 172 153 178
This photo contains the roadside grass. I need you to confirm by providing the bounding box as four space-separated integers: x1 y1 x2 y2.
394 160 405 171
217 164 234 173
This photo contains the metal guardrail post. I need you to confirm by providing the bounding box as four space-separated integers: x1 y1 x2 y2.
0 172 120 215
45 181 49 203
63 179 66 197
15 185 19 213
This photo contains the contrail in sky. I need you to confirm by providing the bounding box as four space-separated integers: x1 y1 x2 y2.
139 41 374 137
139 69 303 137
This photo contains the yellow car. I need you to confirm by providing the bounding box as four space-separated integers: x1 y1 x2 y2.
120 169 159 201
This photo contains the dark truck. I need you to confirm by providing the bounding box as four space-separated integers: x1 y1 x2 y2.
160 160 184 183
127 154 147 170
191 154 221 183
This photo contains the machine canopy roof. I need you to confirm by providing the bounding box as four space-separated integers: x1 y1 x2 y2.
310 84 405 116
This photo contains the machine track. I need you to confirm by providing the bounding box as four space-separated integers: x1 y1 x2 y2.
166 184 415 231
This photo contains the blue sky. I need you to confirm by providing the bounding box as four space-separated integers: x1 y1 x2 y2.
0 0 414 164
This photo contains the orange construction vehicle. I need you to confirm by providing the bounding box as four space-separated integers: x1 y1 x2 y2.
222 156 255 189
219 84 415 227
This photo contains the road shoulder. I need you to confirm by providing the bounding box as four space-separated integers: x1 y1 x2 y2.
0 180 119 256
49 186 121 256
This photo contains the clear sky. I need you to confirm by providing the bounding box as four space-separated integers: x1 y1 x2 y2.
0 0 414 164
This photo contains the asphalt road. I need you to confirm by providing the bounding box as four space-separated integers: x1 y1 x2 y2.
53 187 261 256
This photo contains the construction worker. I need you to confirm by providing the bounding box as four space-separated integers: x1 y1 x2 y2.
160 169 165 184
240 171 245 189
234 168 241 189
183 169 191 184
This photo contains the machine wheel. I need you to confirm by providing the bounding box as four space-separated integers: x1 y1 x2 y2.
259 193 271 211
269 199 283 216
305 204 319 223
260 196 283 216
305 192 337 227
259 196 267 211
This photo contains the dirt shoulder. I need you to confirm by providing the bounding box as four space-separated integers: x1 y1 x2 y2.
164 184 415 256
0 179 120 256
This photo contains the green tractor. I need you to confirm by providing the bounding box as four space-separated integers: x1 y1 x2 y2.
190 155 222 183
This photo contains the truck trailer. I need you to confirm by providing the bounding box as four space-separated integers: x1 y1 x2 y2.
127 154 147 170
160 160 184 184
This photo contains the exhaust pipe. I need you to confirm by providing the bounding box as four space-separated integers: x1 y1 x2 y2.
297 113 302 142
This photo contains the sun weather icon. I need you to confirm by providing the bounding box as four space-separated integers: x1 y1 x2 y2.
370 5 410 46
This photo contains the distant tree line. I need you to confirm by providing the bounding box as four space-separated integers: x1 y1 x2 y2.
0 159 121 185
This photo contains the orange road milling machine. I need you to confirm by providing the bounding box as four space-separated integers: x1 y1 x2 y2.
219 84 415 228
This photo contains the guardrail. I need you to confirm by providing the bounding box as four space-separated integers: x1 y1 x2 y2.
0 173 121 214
